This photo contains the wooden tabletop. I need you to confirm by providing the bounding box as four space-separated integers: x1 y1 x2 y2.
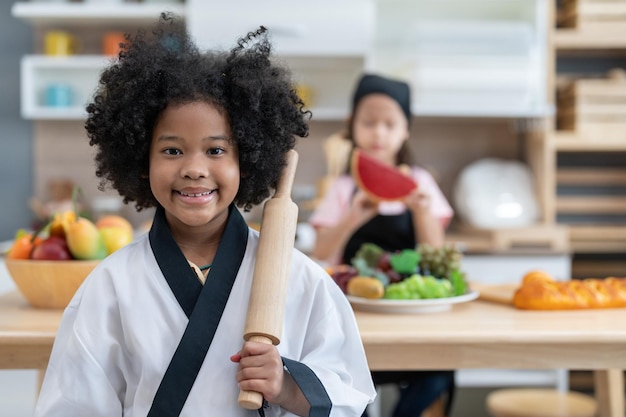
0 290 624 416
354 300 626 370
0 291 60 369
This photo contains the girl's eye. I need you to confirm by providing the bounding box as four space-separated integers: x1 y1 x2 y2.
208 147 225 156
164 148 182 156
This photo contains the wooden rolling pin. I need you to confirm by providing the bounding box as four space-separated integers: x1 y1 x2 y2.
238 149 299 410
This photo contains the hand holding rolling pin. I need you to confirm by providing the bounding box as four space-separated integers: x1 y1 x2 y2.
233 149 300 410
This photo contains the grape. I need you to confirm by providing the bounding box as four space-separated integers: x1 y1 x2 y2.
417 243 463 280
330 266 358 294
376 252 392 272
384 282 412 300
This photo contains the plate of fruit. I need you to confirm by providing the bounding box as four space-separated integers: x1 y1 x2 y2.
327 243 478 313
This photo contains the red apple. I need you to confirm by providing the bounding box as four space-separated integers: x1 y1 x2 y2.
30 236 73 260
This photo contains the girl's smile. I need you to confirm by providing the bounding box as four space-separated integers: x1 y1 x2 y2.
176 188 217 204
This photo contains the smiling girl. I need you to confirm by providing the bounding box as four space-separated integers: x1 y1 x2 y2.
34 14 375 417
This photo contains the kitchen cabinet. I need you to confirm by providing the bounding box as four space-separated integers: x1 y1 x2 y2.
537 0 626 277
186 0 375 121
370 0 551 118
15 0 552 121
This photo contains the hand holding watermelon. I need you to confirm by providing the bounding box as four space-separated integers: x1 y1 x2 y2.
351 149 418 202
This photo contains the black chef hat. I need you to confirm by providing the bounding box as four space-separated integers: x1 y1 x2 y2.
351 74 412 123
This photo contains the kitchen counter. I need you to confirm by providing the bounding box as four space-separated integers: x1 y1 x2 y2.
0 288 624 416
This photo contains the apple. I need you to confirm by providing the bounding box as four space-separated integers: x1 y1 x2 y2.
95 215 133 256
99 226 133 256
96 215 133 236
30 236 73 260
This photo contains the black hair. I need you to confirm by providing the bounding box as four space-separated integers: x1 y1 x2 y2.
85 13 309 212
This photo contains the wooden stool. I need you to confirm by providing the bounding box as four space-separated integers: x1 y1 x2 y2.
486 388 597 417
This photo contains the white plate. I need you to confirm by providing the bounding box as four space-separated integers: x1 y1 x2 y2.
347 290 479 314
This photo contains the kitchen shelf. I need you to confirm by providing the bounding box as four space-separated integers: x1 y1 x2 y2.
568 225 626 253
557 167 626 185
21 55 111 120
21 54 353 121
11 2 185 28
556 196 626 215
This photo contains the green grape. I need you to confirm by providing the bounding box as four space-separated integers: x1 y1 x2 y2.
403 274 426 298
421 275 453 298
384 282 412 300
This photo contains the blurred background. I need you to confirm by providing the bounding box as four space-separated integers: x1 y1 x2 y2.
1 0 625 416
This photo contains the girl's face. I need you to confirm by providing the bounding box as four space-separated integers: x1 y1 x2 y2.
149 101 239 233
351 94 409 166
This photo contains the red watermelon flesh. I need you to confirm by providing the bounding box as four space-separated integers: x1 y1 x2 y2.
351 149 418 202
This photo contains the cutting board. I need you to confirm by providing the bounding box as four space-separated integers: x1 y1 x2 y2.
470 282 518 306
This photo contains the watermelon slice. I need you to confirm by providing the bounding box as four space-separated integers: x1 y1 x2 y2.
351 149 418 202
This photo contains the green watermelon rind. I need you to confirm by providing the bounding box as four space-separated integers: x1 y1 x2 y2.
351 149 418 202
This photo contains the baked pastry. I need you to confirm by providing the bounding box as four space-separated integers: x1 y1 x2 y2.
513 271 626 310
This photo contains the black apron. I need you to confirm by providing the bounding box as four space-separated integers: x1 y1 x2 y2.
147 205 331 417
342 210 415 264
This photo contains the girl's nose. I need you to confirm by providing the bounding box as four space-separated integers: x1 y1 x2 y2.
182 154 208 179
373 123 387 139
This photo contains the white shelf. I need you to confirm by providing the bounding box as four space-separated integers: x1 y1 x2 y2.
21 55 111 120
11 2 185 27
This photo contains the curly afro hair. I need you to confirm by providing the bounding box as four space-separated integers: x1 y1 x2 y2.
85 13 309 212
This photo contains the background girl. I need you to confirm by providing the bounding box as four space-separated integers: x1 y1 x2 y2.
309 73 455 417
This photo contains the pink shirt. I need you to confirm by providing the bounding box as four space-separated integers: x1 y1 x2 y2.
309 167 454 264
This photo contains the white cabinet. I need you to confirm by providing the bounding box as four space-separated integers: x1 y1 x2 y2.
186 0 375 57
14 0 552 121
370 0 551 118
186 0 375 121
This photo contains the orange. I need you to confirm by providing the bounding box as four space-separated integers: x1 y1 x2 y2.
7 231 42 260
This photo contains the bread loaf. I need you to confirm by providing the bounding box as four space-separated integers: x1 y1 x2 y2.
513 271 626 310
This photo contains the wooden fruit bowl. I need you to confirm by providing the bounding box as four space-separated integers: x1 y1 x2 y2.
4 258 99 309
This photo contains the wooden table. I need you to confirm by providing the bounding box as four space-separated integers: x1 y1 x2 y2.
355 299 626 417
1 292 625 416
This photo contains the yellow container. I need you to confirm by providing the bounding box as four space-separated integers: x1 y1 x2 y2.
5 259 98 309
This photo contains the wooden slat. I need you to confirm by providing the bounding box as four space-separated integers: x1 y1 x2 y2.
453 223 570 252
557 168 626 185
551 131 626 150
569 225 626 240
569 225 626 252
554 28 626 50
571 240 626 252
556 196 626 214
